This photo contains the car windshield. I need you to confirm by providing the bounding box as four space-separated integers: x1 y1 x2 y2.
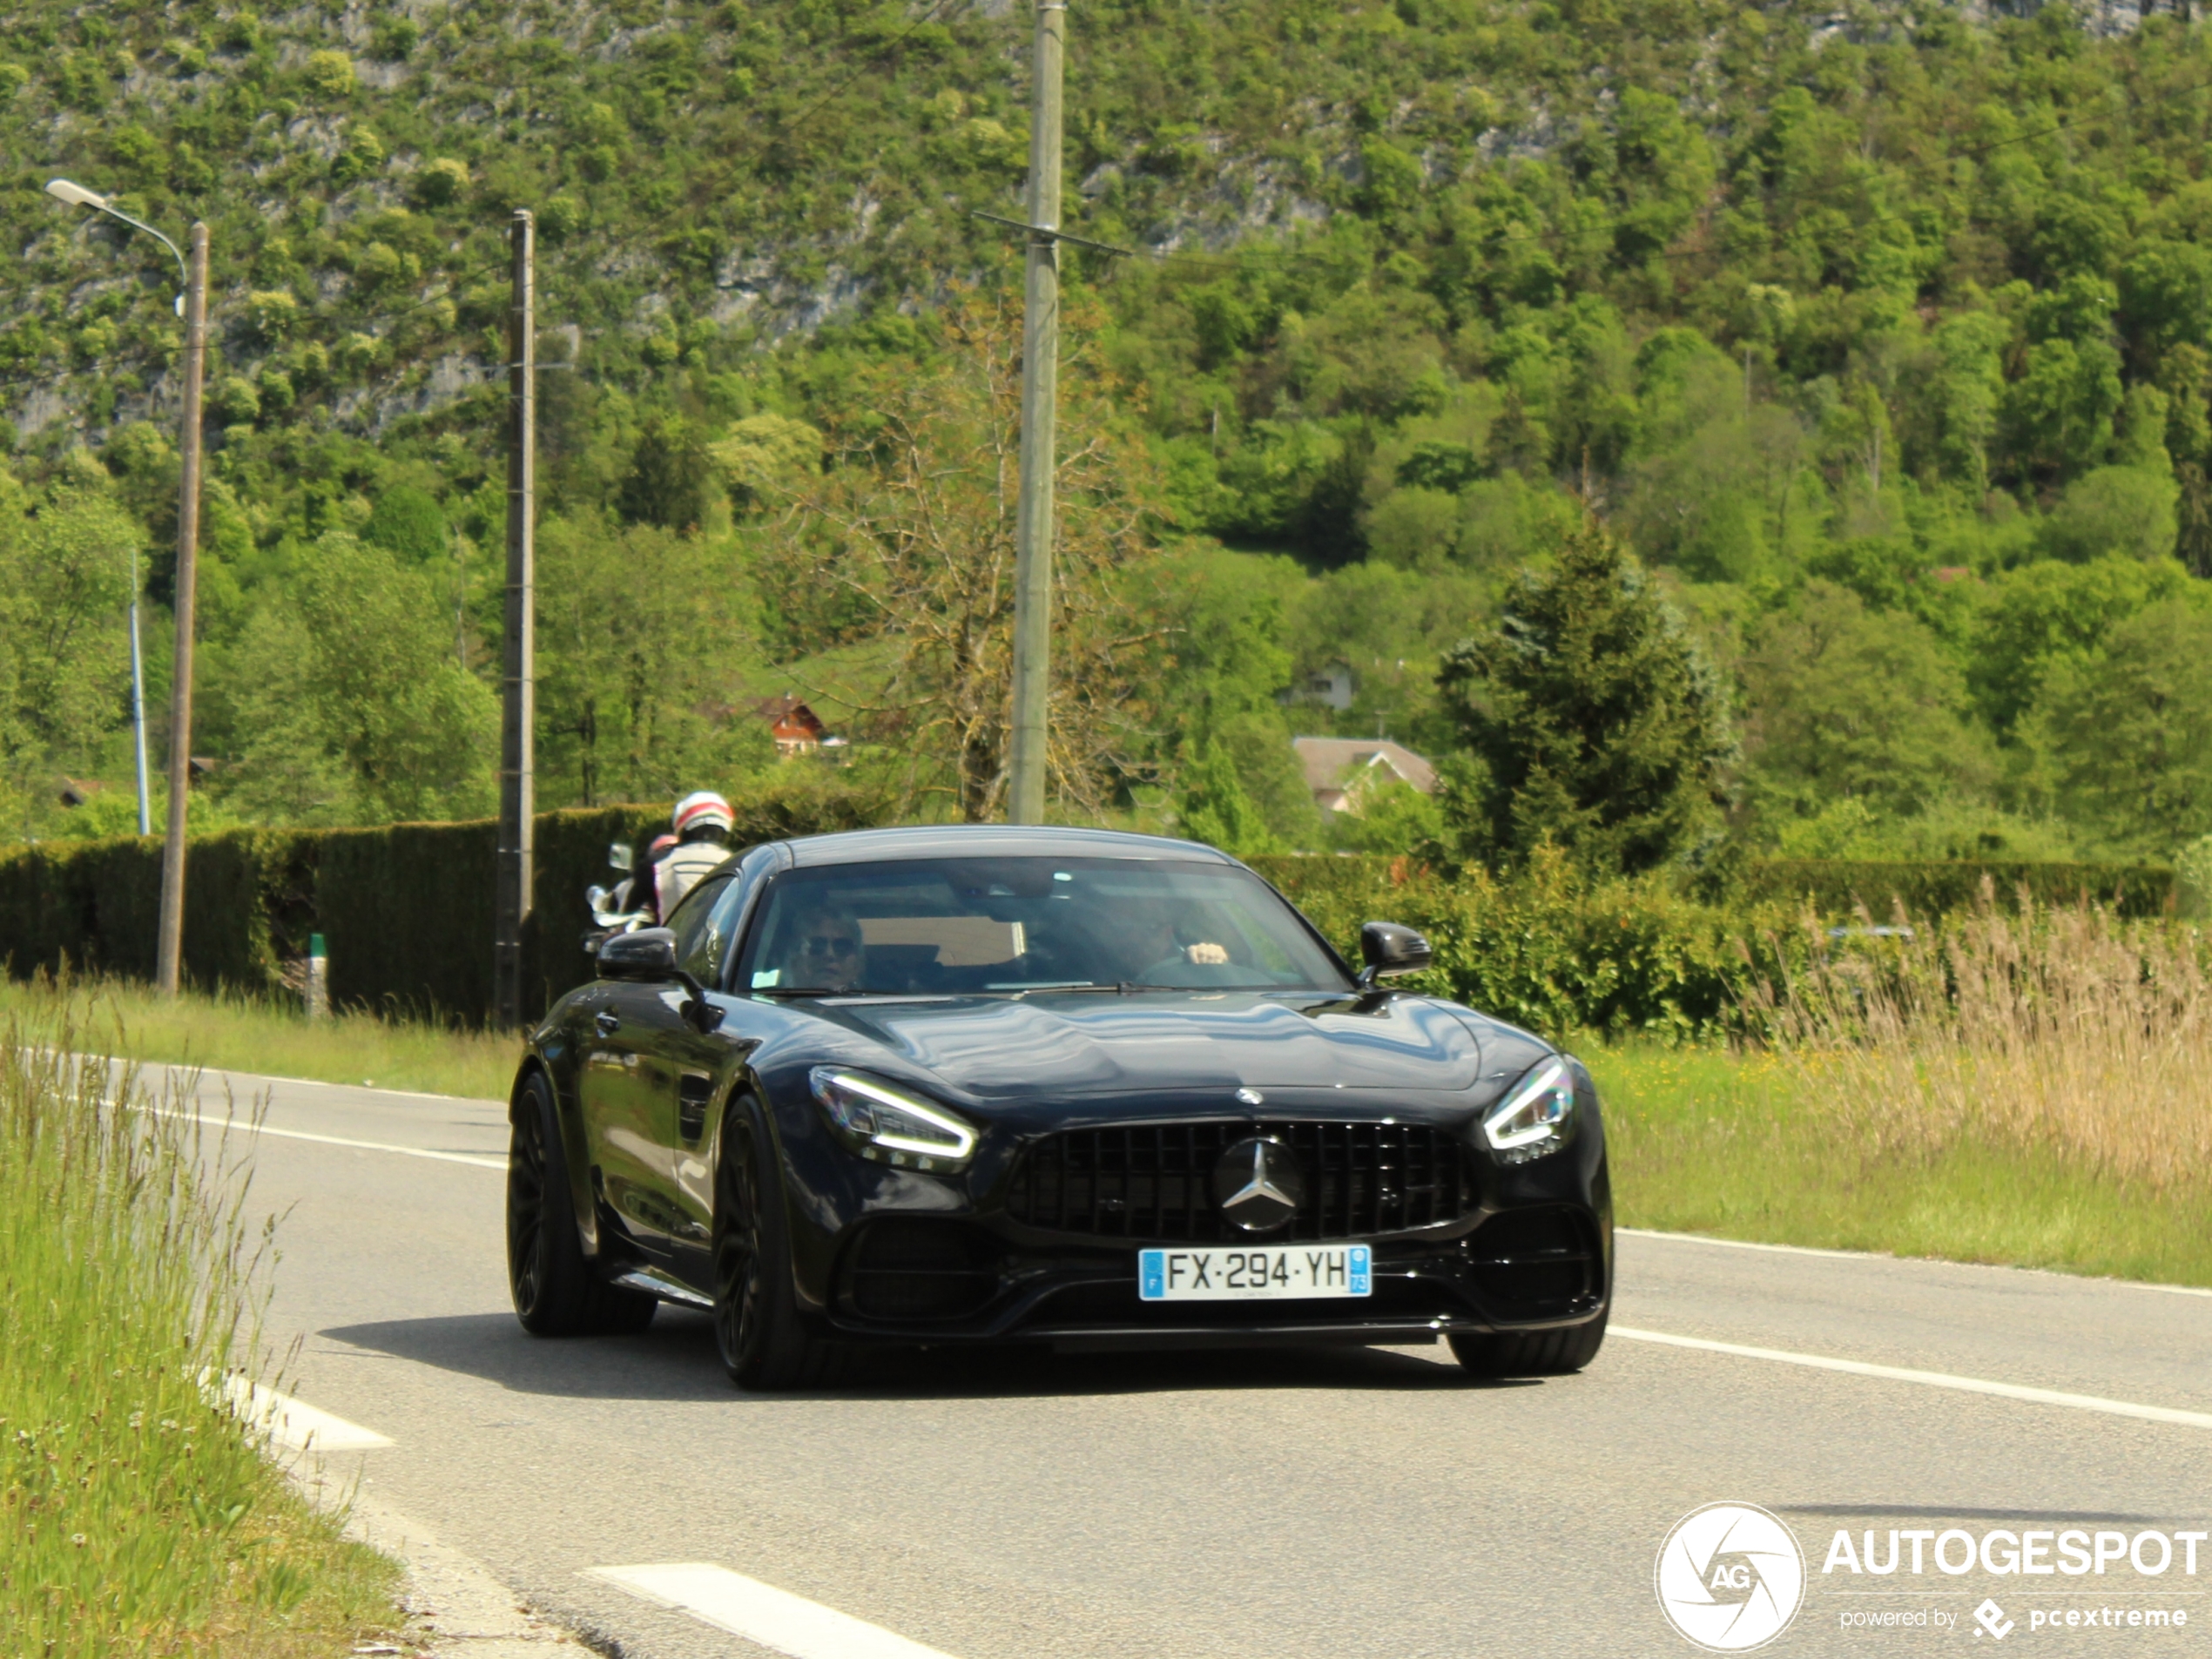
737 856 1353 995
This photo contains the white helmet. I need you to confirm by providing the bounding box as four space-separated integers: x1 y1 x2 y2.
672 790 734 838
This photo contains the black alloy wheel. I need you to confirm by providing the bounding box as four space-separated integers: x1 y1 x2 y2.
711 1098 839 1390
507 1071 657 1337
1447 1307 1608 1378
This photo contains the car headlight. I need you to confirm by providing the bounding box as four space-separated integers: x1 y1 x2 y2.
808 1067 978 1172
1481 1057 1576 1163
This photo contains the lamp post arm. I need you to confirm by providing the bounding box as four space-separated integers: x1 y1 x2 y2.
92 203 189 304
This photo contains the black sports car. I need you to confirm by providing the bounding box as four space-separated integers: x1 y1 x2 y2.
504 826 1611 1387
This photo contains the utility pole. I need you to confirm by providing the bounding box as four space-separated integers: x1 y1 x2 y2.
1005 0 1066 826
494 209 536 1029
129 554 149 837
154 222 207 996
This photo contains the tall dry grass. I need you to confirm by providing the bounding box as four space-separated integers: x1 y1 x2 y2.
0 1003 400 1653
1756 894 2212 1190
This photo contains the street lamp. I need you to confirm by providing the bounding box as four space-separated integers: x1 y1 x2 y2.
46 177 208 994
44 179 188 315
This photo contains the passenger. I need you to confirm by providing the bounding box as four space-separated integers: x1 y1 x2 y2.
656 792 735 918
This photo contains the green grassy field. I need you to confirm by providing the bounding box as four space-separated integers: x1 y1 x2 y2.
0 974 521 1101
0 1015 404 1654
1592 1043 2212 1288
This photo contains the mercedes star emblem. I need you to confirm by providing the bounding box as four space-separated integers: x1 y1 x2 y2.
1212 1136 1305 1232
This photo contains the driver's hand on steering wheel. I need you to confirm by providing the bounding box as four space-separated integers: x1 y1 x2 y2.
1183 941 1229 965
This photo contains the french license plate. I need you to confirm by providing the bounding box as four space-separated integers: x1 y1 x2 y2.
1137 1244 1372 1301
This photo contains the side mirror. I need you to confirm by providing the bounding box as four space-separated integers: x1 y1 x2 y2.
609 841 634 873
598 927 677 981
1359 921 1433 987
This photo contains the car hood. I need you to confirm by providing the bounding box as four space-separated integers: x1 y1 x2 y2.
813 990 1524 1101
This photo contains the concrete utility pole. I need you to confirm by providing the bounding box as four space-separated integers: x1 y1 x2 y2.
494 209 536 1028
129 560 149 837
1005 0 1066 826
155 222 208 997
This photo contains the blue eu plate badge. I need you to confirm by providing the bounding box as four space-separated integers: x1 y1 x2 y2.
1137 1244 1372 1302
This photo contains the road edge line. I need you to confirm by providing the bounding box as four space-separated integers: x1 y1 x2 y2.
1618 1226 2212 1299
1613 1325 2212 1431
588 1561 962 1659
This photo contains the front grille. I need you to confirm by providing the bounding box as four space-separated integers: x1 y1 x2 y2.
843 1219 1001 1322
1004 1120 1475 1243
1466 1207 1602 1312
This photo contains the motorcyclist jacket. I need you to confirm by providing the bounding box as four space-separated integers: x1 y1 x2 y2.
655 840 730 918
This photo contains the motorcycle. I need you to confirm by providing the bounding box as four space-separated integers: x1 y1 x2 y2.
582 840 652 955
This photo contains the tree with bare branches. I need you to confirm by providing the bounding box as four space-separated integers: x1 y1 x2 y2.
752 291 1172 822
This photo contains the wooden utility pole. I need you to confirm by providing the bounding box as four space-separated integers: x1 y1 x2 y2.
495 209 536 1028
154 222 207 997
1005 0 1066 826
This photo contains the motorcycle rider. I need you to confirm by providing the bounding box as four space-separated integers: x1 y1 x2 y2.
614 833 678 924
656 791 736 918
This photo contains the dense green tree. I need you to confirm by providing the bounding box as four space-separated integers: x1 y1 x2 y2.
1176 737 1272 857
361 486 450 567
0 468 144 834
2027 599 2212 857
1964 555 2189 735
1436 521 1734 874
1739 583 1993 822
216 533 496 825
617 417 714 531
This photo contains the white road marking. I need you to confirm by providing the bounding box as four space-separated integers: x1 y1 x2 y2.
145 1106 506 1170
1620 1226 2212 1298
589 1563 959 1659
1614 1325 2212 1431
64 1047 496 1105
209 1372 395 1451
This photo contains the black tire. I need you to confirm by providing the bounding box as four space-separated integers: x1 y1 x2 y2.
507 1071 658 1337
712 1098 840 1390
1448 1309 1608 1378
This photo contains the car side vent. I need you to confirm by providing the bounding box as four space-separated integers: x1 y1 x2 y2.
843 1219 1001 1323
1465 1207 1602 1312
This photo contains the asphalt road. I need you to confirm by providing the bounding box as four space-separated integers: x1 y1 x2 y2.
136 1059 2212 1658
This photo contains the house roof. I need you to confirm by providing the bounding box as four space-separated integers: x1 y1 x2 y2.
1291 737 1438 796
752 692 826 736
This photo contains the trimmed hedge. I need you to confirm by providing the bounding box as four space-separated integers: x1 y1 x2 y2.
1251 852 2179 1042
1737 859 2175 919
1252 853 1801 1042
2 815 2172 1041
0 777 899 1023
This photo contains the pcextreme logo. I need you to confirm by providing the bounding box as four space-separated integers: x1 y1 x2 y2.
1656 1502 1808 1652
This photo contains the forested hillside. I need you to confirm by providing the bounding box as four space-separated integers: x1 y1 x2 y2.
3 0 2212 866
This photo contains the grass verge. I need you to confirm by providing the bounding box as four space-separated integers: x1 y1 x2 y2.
1595 1042 2212 1288
0 973 519 1100
1 1011 404 1654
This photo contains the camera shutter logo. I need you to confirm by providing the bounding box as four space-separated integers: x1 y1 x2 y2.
1655 1502 1806 1652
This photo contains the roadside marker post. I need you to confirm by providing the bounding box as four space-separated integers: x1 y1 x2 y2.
305 933 328 1022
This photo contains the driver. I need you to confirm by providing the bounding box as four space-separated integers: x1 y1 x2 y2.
1121 900 1230 982
791 907 868 993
